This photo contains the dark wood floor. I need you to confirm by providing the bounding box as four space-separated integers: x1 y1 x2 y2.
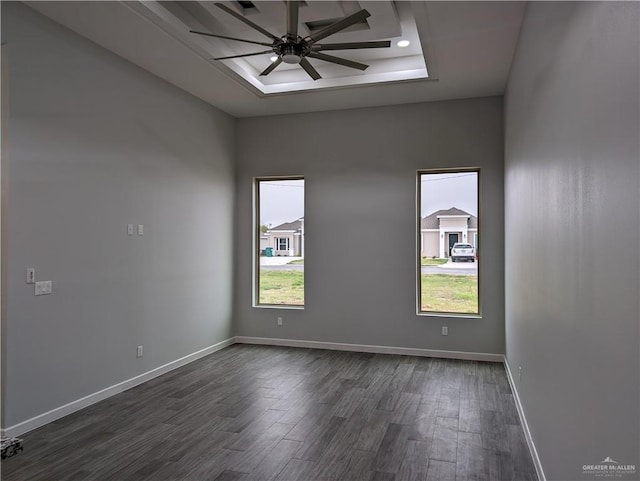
3 344 537 481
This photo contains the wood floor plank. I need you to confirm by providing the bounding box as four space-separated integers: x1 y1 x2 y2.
213 470 248 481
243 439 301 481
499 392 521 425
456 431 485 481
412 401 438 442
425 459 456 481
337 449 376 481
436 387 460 419
294 415 345 461
390 392 421 425
370 471 397 481
396 439 430 481
225 422 293 473
429 416 458 463
223 408 286 451
331 387 369 418
375 423 416 474
458 404 482 434
273 458 315 481
483 449 515 481
283 402 333 442
480 409 510 453
2 345 538 481
355 409 392 452
507 424 538 474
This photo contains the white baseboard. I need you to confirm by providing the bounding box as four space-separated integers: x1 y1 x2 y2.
504 359 546 481
1 337 235 438
234 336 504 362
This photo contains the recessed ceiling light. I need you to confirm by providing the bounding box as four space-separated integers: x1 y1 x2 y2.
397 40 410 48
270 56 279 62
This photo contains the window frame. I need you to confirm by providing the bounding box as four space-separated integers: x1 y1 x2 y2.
254 176 305 309
416 167 481 318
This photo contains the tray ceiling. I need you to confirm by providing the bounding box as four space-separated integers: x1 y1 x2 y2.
25 1 526 117
127 1 428 94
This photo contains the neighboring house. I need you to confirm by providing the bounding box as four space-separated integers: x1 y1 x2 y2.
265 217 304 256
259 234 269 252
421 207 478 258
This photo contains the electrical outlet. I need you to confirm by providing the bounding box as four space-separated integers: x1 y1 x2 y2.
26 268 35 284
137 345 143 358
518 366 522 383
441 326 448 336
277 317 283 326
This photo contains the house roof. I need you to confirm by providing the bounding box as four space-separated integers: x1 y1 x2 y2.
270 218 303 232
421 207 478 229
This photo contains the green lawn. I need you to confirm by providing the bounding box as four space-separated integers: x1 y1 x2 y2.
259 270 478 313
421 274 478 314
258 270 304 305
421 257 449 266
287 259 305 265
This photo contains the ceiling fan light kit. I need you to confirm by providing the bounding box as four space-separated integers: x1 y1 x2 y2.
190 1 392 81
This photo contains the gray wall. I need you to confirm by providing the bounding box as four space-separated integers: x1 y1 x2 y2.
2 3 235 428
235 97 505 354
505 2 639 479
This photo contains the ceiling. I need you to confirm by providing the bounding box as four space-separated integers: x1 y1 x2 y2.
26 1 526 118
127 1 428 94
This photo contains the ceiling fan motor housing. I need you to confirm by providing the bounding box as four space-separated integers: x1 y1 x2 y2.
276 37 310 64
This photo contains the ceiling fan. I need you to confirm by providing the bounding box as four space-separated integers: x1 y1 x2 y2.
190 1 391 81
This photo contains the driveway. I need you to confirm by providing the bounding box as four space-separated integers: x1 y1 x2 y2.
422 260 477 276
260 256 302 266
260 256 303 271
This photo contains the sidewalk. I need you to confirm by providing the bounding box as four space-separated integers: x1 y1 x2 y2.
260 256 303 266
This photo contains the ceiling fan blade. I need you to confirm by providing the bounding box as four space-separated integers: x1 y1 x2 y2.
190 30 273 47
306 9 371 44
260 57 282 76
313 41 391 51
287 1 299 38
308 52 368 71
299 58 321 81
215 3 280 41
214 50 274 60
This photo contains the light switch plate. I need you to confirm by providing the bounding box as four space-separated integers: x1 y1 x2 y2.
26 268 35 284
127 224 134 235
137 224 144 236
35 280 52 295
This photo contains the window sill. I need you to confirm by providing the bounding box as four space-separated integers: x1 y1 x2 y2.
254 304 304 310
417 311 482 319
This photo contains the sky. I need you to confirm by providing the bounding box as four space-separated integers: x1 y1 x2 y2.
259 172 478 227
259 179 305 227
420 172 478 217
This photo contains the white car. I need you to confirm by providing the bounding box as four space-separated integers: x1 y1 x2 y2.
451 243 476 262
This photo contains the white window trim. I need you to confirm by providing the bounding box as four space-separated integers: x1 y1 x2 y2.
416 168 481 318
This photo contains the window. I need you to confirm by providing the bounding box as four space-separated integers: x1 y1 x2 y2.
276 238 290 252
417 169 479 315
255 177 304 307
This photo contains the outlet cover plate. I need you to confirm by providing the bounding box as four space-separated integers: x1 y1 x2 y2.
35 280 52 295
